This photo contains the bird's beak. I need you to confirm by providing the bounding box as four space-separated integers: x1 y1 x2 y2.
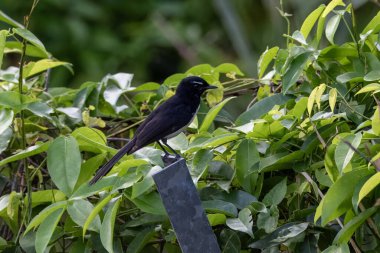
205 85 218 90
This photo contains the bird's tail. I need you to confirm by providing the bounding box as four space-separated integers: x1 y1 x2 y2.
89 139 136 185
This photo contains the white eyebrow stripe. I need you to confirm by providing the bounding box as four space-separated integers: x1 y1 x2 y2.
193 81 203 85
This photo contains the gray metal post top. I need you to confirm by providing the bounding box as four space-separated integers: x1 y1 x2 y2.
153 158 221 253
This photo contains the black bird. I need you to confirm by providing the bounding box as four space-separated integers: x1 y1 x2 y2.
89 76 217 185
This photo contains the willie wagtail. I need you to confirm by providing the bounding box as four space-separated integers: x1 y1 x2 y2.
89 76 217 184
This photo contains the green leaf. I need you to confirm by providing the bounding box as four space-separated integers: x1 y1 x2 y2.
282 52 312 94
0 108 13 135
12 28 49 57
236 139 259 184
262 178 287 206
47 136 81 196
202 200 238 217
315 0 345 45
0 10 24 28
35 208 64 253
0 128 12 154
130 192 166 215
334 133 362 174
259 151 304 172
220 229 241 253
326 14 342 44
336 72 363 83
358 172 380 204
25 201 67 234
236 94 291 125
207 213 227 226
191 149 213 183
362 10 380 34
0 30 8 68
226 208 253 237
0 91 38 112
316 169 372 226
67 199 101 233
355 83 380 95
329 88 337 112
373 107 380 135
364 70 380 81
249 222 309 249
126 227 156 253
25 190 66 209
199 97 235 132
258 46 279 78
322 244 350 253
333 206 378 244
0 141 51 167
23 59 71 78
257 205 279 233
215 63 244 76
300 5 325 39
100 197 122 253
83 194 113 237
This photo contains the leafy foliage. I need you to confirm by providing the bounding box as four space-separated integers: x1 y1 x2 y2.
1 1 380 252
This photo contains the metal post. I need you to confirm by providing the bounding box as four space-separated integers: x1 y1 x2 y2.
153 158 221 253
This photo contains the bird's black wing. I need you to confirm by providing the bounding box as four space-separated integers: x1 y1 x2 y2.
132 99 194 150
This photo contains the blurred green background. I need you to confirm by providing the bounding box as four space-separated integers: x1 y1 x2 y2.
1 0 378 87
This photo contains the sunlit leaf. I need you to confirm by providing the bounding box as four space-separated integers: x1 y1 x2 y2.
300 5 325 39
329 88 337 112
258 46 279 78
100 197 122 253
35 208 64 253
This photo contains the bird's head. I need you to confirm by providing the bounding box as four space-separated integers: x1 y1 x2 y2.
176 76 217 97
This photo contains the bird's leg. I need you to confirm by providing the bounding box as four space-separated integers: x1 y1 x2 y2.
157 141 170 158
162 139 181 159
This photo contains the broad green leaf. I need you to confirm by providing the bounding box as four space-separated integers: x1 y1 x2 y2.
236 139 259 184
262 178 287 206
100 197 122 253
130 192 166 215
12 28 48 57
47 136 81 196
0 141 51 167
67 199 101 233
35 208 64 253
300 5 325 39
336 72 363 83
207 213 227 226
257 205 279 233
333 206 378 244
334 133 362 174
0 91 38 112
372 107 380 136
226 208 253 237
356 83 380 95
131 175 155 199
199 97 235 132
329 88 337 112
364 70 380 81
358 172 380 204
0 10 23 28
125 213 167 228
215 63 244 76
282 52 312 94
326 14 342 44
258 46 279 78
220 229 241 253
126 227 156 253
259 151 304 172
362 11 380 34
202 200 238 217
23 59 71 78
317 169 372 226
5 41 48 58
249 222 309 249
315 83 326 110
236 94 290 125
322 244 350 253
0 109 13 135
191 149 213 183
25 190 66 208
25 201 67 234
0 128 12 154
315 0 345 45
0 30 8 68
319 45 358 58
188 133 240 152
82 194 113 237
